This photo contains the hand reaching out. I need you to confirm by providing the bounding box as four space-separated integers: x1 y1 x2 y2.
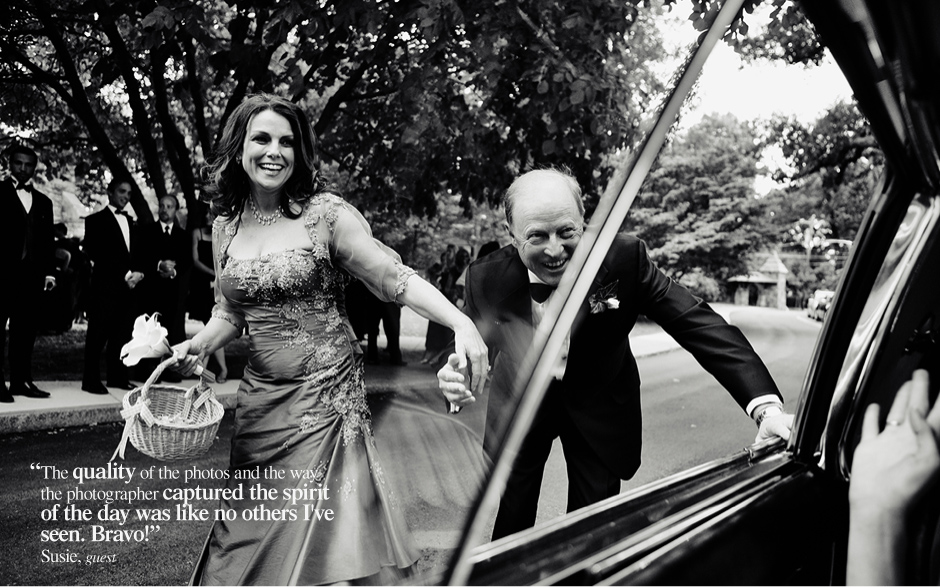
849 369 940 517
438 353 475 413
847 369 940 586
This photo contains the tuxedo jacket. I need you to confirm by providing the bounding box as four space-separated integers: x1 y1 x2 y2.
463 236 782 480
83 207 138 309
137 222 192 295
0 178 55 280
136 221 192 341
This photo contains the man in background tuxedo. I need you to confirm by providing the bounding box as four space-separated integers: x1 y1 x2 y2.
81 178 144 395
136 194 191 382
0 145 57 402
439 168 795 539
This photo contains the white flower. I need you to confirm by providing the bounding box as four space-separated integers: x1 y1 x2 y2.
120 314 173 366
589 280 620 314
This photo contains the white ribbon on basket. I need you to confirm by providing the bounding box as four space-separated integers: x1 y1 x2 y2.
110 356 215 461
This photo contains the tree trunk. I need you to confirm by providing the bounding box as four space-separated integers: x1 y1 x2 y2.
99 9 169 216
29 0 153 221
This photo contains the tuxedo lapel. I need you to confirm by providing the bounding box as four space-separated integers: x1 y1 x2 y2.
493 253 533 324
570 262 613 344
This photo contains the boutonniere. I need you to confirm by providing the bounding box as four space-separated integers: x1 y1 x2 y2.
589 280 620 314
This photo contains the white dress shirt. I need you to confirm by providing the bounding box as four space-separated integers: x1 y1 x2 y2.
528 270 569 380
11 177 33 213
109 205 131 251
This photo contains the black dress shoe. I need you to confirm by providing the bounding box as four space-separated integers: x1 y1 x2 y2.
82 381 110 395
107 381 136 391
0 388 13 403
10 382 51 398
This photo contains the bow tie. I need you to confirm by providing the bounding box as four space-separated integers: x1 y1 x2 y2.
529 282 555 304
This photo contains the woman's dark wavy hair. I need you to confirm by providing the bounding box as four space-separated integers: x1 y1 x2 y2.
202 93 327 219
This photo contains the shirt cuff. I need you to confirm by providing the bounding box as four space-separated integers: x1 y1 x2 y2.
746 395 783 418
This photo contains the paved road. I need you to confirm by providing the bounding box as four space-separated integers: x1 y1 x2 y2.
529 306 822 526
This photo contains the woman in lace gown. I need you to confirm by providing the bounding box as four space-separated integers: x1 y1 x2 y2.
173 94 488 585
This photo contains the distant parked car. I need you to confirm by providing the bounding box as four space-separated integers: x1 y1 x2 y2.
806 289 834 320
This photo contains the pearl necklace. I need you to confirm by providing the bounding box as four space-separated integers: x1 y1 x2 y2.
248 197 282 226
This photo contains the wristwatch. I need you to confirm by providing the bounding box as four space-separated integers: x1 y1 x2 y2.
754 403 783 426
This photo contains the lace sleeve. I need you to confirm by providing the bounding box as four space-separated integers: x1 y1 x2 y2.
308 195 416 302
209 219 247 331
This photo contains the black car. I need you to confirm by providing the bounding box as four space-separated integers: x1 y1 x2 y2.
436 0 940 585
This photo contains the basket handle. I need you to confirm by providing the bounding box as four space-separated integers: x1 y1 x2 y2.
136 355 177 403
110 356 215 462
139 354 215 403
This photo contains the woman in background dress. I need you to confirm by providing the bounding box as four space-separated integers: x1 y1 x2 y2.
173 93 488 585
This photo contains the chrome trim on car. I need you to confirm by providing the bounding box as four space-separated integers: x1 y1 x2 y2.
823 194 940 477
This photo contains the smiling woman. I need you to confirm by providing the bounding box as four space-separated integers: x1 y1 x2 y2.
241 110 295 208
169 93 489 585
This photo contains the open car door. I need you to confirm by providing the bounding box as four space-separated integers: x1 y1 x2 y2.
444 0 940 584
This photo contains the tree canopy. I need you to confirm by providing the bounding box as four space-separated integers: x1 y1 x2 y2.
0 0 885 300
625 113 768 286
0 0 671 234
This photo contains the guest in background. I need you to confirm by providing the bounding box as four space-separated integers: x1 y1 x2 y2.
188 204 227 383
39 223 80 334
0 144 57 402
420 262 445 364
138 194 191 345
366 296 406 366
81 178 144 395
423 249 457 366
450 247 472 309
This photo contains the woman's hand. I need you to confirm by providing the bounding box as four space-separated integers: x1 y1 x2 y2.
170 339 208 378
452 316 488 397
847 369 939 585
850 369 940 517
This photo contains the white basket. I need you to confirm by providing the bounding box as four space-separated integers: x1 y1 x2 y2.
110 356 223 461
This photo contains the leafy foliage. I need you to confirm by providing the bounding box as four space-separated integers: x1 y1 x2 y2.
626 113 769 287
678 0 826 65
0 0 671 230
761 100 881 241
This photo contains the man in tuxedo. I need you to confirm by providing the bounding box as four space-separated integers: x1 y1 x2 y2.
136 195 191 382
81 179 144 394
138 195 190 342
0 145 57 402
439 168 794 539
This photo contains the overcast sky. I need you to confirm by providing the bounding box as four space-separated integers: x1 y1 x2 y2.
651 1 855 191
654 1 854 129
